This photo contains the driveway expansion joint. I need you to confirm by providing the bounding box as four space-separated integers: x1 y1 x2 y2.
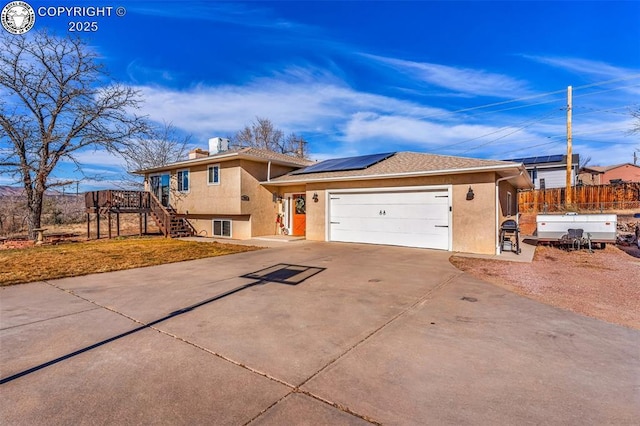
297 271 461 390
45 280 148 326
0 306 101 331
156 331 381 425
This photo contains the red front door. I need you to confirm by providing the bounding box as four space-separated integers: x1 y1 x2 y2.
292 194 306 236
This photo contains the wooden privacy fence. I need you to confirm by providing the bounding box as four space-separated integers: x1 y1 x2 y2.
519 183 640 212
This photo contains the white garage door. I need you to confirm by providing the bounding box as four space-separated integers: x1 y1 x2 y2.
328 189 450 250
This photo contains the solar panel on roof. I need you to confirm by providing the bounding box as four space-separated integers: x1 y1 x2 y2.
505 154 565 165
292 152 396 175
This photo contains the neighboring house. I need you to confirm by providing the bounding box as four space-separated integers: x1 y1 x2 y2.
137 142 532 255
504 154 579 189
578 163 640 185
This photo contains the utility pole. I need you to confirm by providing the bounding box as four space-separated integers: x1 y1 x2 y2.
565 86 572 205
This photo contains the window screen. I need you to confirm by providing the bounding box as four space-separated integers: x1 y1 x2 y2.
213 219 231 237
177 170 189 192
208 165 220 184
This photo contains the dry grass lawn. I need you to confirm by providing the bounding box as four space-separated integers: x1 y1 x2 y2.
0 237 260 286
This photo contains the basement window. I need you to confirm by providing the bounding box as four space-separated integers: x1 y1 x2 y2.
212 219 231 237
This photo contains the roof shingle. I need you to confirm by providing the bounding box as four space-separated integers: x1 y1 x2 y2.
269 152 522 182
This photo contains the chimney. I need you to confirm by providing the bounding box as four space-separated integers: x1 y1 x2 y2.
208 137 230 155
188 148 209 159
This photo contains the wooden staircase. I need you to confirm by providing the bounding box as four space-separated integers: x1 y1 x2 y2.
148 193 195 238
85 190 195 239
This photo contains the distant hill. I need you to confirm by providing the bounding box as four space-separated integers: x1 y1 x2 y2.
0 185 77 197
0 186 24 196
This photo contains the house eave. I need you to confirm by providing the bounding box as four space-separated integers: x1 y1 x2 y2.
262 164 533 189
133 152 308 175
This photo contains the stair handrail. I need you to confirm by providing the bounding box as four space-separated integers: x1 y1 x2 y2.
148 192 171 237
179 215 197 236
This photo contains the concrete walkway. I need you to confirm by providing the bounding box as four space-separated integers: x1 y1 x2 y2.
1 242 638 425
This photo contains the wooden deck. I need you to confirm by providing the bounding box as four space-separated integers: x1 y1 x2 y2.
84 190 194 239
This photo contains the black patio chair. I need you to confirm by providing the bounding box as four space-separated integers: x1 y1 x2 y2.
562 228 584 251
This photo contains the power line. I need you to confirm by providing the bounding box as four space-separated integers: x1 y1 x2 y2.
415 73 640 120
458 109 560 155
505 140 559 155
573 104 637 117
430 107 562 153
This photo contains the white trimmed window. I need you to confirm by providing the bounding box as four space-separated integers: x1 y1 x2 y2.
212 219 231 237
177 169 189 192
208 164 220 185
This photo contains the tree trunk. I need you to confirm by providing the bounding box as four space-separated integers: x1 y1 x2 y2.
27 191 44 240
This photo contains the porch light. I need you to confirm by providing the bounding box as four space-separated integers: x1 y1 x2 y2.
466 187 474 201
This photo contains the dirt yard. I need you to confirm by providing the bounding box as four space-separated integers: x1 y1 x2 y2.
450 245 640 330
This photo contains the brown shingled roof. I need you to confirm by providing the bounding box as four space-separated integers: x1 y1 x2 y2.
268 152 523 183
134 147 313 174
238 147 315 167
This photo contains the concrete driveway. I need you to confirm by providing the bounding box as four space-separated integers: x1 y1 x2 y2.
1 242 638 425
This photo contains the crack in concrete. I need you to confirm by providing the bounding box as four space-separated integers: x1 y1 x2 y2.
0 306 101 331
296 271 462 389
37 269 459 425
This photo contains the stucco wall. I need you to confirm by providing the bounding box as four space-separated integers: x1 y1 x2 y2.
163 161 243 215
145 159 300 239
187 215 251 239
240 160 292 236
603 165 640 183
278 172 501 254
452 179 496 254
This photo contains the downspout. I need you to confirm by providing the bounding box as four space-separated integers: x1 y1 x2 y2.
495 171 523 255
267 161 271 182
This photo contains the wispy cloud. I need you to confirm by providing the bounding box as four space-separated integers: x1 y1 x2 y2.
133 67 449 142
130 2 311 32
341 112 549 157
66 149 128 168
361 54 533 98
126 60 177 84
129 67 553 160
522 55 640 95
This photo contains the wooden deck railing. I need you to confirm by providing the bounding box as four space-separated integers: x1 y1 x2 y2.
85 190 150 212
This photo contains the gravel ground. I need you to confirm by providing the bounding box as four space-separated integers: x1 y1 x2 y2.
450 244 640 330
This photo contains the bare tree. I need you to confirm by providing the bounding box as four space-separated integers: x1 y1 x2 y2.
120 122 191 180
231 117 308 158
579 155 592 169
0 31 147 238
631 107 640 134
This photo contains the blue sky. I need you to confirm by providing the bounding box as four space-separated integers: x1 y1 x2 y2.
3 1 640 190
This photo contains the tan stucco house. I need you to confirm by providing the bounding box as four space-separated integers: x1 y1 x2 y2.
137 142 532 255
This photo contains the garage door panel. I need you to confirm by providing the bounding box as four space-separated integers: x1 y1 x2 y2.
329 190 450 250
331 203 449 221
332 191 448 206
